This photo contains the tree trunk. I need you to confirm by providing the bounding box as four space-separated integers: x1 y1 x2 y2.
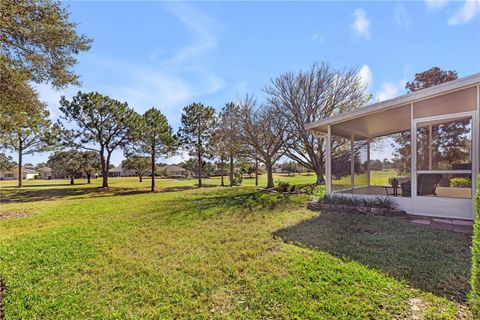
87 173 91 184
100 147 108 188
139 175 143 182
315 166 325 185
197 152 203 188
255 158 259 186
265 160 274 189
229 155 234 187
220 158 224 187
17 140 23 188
102 151 111 188
151 149 155 192
70 175 74 185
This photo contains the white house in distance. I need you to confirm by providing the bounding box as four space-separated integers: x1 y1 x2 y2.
306 73 480 221
158 165 189 178
0 167 39 180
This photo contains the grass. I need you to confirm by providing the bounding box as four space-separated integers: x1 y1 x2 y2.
332 169 400 191
0 175 472 319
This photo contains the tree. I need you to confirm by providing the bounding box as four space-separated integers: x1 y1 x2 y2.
81 151 101 183
58 91 140 188
0 78 52 187
121 154 150 183
178 103 216 188
281 161 300 176
265 62 370 185
23 163 34 169
1 0 92 87
393 67 459 173
47 150 83 185
0 153 16 171
217 102 243 187
133 108 176 192
405 67 458 92
237 96 291 189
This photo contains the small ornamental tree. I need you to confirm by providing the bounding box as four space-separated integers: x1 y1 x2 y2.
217 103 243 187
121 153 150 183
81 151 101 183
59 91 140 188
237 96 291 189
0 70 53 187
131 108 177 192
178 103 216 188
47 150 83 185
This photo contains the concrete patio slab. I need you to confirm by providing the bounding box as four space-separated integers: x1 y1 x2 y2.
452 220 473 226
432 218 453 224
411 219 431 225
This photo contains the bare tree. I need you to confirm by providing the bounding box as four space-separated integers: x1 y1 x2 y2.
264 62 370 184
237 96 291 189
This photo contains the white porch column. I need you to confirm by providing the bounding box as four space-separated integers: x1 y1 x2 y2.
326 126 332 194
411 103 417 211
351 133 355 192
367 138 371 186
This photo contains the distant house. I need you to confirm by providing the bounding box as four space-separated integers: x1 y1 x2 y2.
108 166 123 177
0 167 39 180
158 165 188 178
37 167 53 180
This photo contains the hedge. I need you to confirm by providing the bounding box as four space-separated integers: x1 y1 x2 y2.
470 182 480 317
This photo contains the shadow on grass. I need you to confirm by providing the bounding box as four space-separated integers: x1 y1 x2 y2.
274 211 472 303
0 187 154 203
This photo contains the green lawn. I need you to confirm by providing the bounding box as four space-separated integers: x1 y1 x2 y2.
0 176 471 319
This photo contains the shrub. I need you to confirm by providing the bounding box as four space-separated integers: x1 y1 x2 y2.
320 194 397 210
470 183 480 317
450 177 471 188
233 172 243 185
276 181 290 192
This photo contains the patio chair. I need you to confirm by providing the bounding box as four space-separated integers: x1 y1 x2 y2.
417 174 441 196
399 174 441 197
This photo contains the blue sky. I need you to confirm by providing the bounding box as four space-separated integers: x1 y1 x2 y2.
28 0 480 165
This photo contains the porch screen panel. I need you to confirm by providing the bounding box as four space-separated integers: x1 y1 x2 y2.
416 116 473 199
368 131 412 197
354 140 368 187
331 136 353 191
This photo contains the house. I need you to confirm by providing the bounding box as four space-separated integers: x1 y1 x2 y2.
108 166 123 177
158 165 188 178
0 167 39 180
37 167 53 180
306 73 480 221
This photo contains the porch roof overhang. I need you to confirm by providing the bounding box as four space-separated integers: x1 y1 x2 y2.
305 73 480 140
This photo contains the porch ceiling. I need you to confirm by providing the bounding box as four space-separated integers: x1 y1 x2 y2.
320 103 411 140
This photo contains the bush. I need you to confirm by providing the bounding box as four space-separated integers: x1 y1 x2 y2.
470 183 480 317
320 194 397 210
450 177 471 188
276 181 290 192
233 172 243 186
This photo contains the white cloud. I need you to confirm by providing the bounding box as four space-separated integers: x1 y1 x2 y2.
351 8 371 40
425 0 449 11
310 33 326 43
448 0 480 25
394 4 412 29
376 83 399 102
376 79 407 102
359 64 373 89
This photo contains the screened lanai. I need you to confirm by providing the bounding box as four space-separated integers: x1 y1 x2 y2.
306 73 480 220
